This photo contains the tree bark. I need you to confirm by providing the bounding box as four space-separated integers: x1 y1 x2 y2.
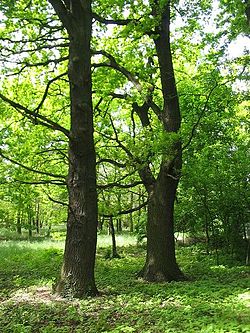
35 201 40 234
16 210 22 235
109 217 120 259
140 148 184 281
49 0 98 297
28 211 32 238
139 1 184 281
129 192 134 232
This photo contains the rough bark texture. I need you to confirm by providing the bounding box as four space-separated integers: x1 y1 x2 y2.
141 147 185 281
49 0 98 297
139 1 184 282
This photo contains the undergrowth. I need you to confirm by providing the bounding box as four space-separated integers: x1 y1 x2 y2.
0 237 249 333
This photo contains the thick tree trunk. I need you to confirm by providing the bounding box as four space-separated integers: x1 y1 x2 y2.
50 0 98 297
140 149 184 281
139 1 184 281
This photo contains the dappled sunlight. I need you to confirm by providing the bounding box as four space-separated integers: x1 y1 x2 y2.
210 265 227 271
1 286 66 306
97 234 137 248
237 292 250 306
0 240 249 332
0 239 65 251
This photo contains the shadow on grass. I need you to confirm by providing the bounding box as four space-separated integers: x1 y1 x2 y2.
0 241 249 333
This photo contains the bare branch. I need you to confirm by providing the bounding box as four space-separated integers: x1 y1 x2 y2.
92 51 162 121
37 148 69 162
8 56 68 76
48 0 72 33
93 97 103 113
2 42 69 58
109 92 129 99
182 83 219 151
46 193 68 206
13 179 66 185
109 115 137 161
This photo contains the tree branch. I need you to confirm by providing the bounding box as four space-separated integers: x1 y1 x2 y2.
46 193 68 206
92 12 135 25
34 72 67 112
93 50 142 92
182 83 219 151
0 93 70 138
98 180 143 190
2 42 69 57
102 200 148 218
7 56 68 76
96 158 126 168
13 179 66 185
48 0 72 33
109 92 129 99
0 149 66 179
92 51 162 120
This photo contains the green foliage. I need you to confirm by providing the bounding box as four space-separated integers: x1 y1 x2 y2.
0 239 249 333
1 0 249 253
217 0 250 37
0 0 249 316
176 84 249 261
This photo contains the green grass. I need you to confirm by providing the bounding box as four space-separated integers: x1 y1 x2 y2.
0 237 249 333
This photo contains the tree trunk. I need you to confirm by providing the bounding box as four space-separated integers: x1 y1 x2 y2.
138 1 184 281
49 0 98 297
129 192 134 232
98 216 104 231
116 218 122 233
28 215 32 238
35 201 40 234
16 210 22 235
109 217 120 259
140 151 184 281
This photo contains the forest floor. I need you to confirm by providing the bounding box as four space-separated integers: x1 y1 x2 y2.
0 234 249 333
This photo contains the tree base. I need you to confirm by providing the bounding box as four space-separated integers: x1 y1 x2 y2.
138 264 186 282
111 252 121 259
53 277 99 299
104 248 121 260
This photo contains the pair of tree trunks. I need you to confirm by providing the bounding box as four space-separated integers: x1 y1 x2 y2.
51 0 183 297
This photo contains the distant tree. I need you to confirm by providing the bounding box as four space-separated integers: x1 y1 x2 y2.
177 89 250 261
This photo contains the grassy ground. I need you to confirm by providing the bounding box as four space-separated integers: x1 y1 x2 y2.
0 235 249 333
